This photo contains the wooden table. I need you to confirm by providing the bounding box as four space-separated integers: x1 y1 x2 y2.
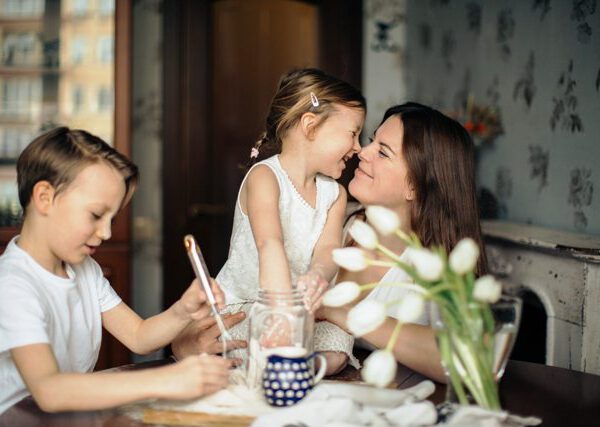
1 358 599 427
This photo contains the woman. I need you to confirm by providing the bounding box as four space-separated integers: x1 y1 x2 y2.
172 102 486 383
318 102 487 383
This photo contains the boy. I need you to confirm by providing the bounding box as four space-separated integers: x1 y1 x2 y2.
0 127 228 414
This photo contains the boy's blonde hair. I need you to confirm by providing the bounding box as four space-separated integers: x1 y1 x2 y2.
17 127 139 215
251 68 366 162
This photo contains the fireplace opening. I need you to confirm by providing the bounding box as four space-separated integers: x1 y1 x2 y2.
510 290 547 365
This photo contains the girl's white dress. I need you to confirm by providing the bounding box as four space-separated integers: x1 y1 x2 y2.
217 155 358 367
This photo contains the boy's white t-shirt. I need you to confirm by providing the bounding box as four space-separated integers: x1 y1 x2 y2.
0 236 121 414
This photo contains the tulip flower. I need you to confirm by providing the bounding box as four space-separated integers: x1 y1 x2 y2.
347 300 387 336
449 238 479 275
332 247 368 271
322 281 361 307
473 275 502 303
366 205 400 235
396 293 426 324
349 219 378 250
361 349 397 388
406 248 444 281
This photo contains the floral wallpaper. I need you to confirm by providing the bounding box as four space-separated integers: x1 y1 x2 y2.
397 0 600 234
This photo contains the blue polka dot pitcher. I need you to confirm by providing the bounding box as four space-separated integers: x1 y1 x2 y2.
262 347 327 407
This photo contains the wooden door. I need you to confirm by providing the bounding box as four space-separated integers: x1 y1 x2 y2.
163 0 362 308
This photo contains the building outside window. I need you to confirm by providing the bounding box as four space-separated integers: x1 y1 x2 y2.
72 86 84 114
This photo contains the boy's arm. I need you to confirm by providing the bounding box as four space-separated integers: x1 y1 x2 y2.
245 165 292 291
11 343 229 412
102 279 224 355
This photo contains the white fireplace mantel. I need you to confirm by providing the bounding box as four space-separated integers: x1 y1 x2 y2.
482 220 600 375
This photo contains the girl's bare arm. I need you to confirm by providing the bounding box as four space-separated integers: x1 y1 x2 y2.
245 165 292 291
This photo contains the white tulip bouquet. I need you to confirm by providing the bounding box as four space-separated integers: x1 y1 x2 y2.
323 206 504 410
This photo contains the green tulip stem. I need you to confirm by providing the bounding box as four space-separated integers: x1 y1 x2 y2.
367 259 399 268
394 229 412 245
360 281 430 296
357 282 384 291
375 243 404 263
385 320 403 352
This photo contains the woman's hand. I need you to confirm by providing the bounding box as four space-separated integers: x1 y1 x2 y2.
171 311 247 366
174 278 226 320
156 354 229 400
314 304 352 333
297 268 330 314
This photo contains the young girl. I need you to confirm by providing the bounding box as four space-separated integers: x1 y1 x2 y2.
216 68 366 375
0 128 229 414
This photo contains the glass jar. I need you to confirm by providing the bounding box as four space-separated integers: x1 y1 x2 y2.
246 289 314 389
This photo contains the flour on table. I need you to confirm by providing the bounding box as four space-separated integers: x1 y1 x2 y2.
149 366 273 417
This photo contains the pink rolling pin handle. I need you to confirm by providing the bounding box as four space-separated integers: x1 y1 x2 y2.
183 234 233 344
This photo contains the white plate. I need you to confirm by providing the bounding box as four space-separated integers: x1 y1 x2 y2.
318 380 435 409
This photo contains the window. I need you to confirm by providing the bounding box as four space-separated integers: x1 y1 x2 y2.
99 0 114 16
72 0 88 16
1 78 41 116
97 86 112 112
71 37 86 65
72 86 84 113
96 36 113 64
0 0 44 18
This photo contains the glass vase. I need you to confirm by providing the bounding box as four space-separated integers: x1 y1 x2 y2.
430 296 522 410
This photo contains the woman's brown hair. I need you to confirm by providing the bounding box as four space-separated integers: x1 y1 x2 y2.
250 68 366 163
17 127 139 215
380 102 488 275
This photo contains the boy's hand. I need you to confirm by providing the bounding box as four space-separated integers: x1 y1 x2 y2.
157 354 229 399
172 312 247 367
297 268 329 314
176 278 226 320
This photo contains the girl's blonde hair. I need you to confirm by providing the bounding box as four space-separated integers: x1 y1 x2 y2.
17 127 139 215
251 68 366 163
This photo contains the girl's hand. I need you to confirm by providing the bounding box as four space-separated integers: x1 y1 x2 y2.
157 354 229 400
297 268 330 314
175 278 226 320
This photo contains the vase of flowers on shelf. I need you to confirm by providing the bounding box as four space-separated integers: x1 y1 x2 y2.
452 95 504 148
322 206 521 410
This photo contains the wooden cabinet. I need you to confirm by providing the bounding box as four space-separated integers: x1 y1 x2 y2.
0 0 133 370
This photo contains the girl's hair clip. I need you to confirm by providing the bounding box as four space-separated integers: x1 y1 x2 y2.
310 92 319 108
250 147 259 159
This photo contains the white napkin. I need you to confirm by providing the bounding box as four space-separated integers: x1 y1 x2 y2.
251 380 542 427
442 405 542 427
251 380 438 427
